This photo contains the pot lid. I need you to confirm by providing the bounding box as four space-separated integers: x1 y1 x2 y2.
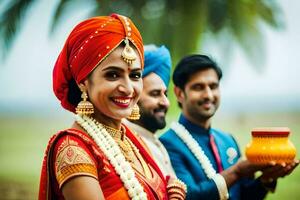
251 127 290 136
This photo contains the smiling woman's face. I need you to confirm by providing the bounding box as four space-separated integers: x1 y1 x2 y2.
82 45 143 122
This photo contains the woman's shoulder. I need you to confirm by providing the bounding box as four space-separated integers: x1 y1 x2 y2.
51 128 104 188
51 128 106 162
53 130 95 160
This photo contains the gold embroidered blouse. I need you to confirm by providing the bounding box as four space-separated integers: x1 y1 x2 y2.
54 135 98 188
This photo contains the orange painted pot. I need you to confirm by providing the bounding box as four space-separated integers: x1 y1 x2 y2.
245 127 296 164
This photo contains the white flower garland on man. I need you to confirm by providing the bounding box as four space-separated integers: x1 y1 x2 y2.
171 122 229 200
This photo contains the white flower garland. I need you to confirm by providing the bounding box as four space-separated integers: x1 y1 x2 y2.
75 114 147 200
171 122 229 200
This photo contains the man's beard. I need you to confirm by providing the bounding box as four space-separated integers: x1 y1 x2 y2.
138 106 167 133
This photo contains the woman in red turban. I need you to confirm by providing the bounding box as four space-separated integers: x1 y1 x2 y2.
38 14 186 200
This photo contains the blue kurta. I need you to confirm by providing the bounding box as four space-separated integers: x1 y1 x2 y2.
160 114 268 200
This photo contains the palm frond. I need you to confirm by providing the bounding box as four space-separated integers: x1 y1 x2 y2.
0 0 36 55
207 0 227 32
0 0 284 70
257 1 284 29
49 0 70 34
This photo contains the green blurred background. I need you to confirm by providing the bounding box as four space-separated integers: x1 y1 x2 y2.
1 0 300 199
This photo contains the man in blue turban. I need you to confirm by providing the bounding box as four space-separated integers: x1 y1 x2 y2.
142 44 172 87
124 44 176 178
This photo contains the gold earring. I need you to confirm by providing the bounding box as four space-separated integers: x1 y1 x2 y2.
127 104 140 120
76 89 94 115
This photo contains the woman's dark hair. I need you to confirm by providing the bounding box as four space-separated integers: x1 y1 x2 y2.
172 54 222 90
67 78 82 107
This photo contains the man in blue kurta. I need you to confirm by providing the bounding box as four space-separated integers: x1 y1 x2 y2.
160 55 299 200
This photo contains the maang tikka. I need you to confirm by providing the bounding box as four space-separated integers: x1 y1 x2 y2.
76 87 94 115
121 38 137 66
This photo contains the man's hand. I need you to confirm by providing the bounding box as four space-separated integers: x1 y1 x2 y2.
233 159 268 179
260 159 299 183
221 159 268 187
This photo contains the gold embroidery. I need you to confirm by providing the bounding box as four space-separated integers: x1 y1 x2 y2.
56 163 98 188
55 136 98 187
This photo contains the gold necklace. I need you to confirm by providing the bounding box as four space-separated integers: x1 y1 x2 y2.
101 124 125 140
102 124 152 178
126 138 152 178
102 124 136 163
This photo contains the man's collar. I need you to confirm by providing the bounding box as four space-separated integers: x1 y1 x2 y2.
178 114 210 135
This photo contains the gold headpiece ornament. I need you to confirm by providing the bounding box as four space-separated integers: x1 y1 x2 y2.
121 38 137 66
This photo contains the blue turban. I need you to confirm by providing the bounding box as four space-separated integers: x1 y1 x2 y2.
143 44 172 87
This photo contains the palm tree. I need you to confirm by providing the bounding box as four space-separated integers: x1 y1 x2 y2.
0 0 283 67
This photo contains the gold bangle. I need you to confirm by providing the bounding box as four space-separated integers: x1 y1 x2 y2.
167 188 185 197
167 186 186 196
169 193 185 200
167 179 187 193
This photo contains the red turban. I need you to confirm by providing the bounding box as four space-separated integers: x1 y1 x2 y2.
53 14 144 113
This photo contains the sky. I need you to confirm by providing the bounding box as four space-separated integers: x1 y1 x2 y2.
0 0 299 114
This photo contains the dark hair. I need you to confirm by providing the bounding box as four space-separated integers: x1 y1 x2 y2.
172 54 222 90
67 78 82 107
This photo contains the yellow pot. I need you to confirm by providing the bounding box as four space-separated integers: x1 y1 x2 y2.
245 127 296 164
